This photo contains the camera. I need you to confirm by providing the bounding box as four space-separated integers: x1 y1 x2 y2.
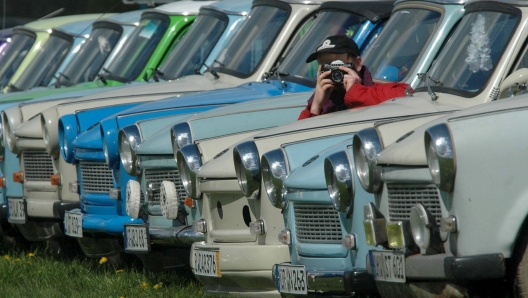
321 60 353 84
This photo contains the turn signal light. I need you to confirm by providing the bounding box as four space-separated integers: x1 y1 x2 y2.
50 174 61 186
13 172 23 183
185 197 195 208
0 177 5 188
0 156 4 161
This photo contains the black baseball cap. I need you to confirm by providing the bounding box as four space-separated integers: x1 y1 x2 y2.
306 35 360 63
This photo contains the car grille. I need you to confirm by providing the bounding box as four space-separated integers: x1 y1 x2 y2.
144 169 186 203
387 184 442 224
80 161 113 194
22 151 54 181
294 204 342 243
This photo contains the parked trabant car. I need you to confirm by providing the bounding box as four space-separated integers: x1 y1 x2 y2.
315 1 528 296
118 0 392 275
0 0 213 249
176 0 459 295
61 0 331 265
0 14 106 92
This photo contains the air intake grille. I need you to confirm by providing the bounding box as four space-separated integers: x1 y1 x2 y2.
80 161 113 193
387 184 442 224
22 151 54 181
294 204 342 243
145 169 186 203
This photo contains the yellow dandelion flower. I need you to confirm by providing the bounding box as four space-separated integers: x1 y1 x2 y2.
3 255 9 260
116 269 124 274
99 256 108 264
38 271 41 274
15 258 20 262
140 281 148 289
28 253 35 257
153 284 160 290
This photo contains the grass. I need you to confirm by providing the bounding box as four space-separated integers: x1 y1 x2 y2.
0 239 204 298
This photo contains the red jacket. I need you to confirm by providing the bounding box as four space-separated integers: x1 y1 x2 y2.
298 82 410 120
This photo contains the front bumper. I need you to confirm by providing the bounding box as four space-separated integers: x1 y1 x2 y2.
367 252 505 297
82 213 143 235
149 225 205 246
191 242 290 296
273 264 375 295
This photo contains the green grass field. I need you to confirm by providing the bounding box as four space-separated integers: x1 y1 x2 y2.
0 239 204 297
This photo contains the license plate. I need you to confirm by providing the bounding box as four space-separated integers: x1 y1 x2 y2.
275 264 307 294
124 224 150 253
194 249 221 277
370 250 406 282
7 198 26 224
64 211 83 238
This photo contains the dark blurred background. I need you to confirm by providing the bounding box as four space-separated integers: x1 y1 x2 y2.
0 0 155 29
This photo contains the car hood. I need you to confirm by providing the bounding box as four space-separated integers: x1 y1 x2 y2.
377 96 528 166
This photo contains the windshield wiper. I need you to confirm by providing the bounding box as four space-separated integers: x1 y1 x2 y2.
54 72 69 88
417 72 442 101
143 68 164 82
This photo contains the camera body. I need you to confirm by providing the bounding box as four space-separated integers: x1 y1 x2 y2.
321 60 353 84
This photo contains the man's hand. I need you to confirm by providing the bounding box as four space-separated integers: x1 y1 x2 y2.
311 65 334 115
340 66 362 91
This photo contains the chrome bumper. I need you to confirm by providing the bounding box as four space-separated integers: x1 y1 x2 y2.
149 225 204 247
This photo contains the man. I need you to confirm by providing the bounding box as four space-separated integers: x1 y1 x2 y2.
298 35 410 120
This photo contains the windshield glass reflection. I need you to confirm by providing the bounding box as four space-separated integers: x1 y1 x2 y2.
0 32 35 89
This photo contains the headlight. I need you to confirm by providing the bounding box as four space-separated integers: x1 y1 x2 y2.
160 180 179 219
261 148 288 209
171 122 192 163
353 128 383 193
2 112 17 153
176 144 202 199
0 118 4 149
410 203 443 253
233 141 260 197
58 114 79 163
118 125 141 176
126 180 142 218
424 123 456 192
324 150 354 214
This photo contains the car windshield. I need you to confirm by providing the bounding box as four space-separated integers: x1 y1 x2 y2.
159 11 228 80
276 10 369 87
362 8 441 83
215 5 289 78
103 14 170 83
10 32 73 91
57 25 122 87
0 31 35 89
416 10 518 96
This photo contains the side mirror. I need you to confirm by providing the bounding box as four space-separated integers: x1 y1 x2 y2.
499 68 528 97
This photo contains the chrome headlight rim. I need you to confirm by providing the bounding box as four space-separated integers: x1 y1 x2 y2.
424 123 456 192
171 122 192 163
176 144 202 199
353 128 383 193
118 125 141 176
2 112 16 153
261 148 288 209
233 141 261 198
324 150 354 214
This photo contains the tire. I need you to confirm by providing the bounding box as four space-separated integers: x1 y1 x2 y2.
512 230 528 297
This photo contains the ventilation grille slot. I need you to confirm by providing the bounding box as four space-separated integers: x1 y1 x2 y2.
145 169 186 203
80 161 113 194
22 151 54 181
294 204 342 243
387 184 442 224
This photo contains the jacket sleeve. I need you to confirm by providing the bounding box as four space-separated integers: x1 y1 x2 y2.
344 82 410 109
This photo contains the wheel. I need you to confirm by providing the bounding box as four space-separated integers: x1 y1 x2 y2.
0 223 31 252
46 237 82 260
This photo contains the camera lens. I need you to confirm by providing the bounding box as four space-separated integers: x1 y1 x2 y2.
331 70 344 84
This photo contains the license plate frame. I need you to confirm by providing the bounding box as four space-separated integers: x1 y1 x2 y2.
124 224 151 253
7 198 26 224
64 211 83 238
194 249 221 277
370 250 406 283
275 264 308 295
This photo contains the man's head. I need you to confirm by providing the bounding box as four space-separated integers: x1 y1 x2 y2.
306 35 362 72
